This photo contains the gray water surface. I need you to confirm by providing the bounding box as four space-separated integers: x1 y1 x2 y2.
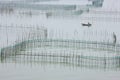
0 57 120 80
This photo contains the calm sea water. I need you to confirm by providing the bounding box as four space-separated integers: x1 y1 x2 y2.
0 3 120 79
0 57 120 80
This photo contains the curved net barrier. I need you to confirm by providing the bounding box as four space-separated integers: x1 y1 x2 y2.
1 39 120 70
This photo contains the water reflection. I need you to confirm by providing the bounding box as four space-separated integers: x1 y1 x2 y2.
1 53 120 71
1 51 120 80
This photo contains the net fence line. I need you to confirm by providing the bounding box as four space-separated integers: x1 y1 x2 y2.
1 49 120 71
1 39 120 61
0 27 120 70
1 9 120 22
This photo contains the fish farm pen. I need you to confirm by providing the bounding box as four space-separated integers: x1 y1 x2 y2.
1 36 120 70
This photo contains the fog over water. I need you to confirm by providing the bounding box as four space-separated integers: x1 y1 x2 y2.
0 0 120 80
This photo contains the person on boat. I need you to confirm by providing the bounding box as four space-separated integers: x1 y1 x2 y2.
82 22 91 27
113 32 117 46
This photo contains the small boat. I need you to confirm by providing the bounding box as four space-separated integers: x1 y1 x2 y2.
82 22 92 27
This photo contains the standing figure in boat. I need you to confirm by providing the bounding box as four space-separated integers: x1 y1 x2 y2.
113 32 117 46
